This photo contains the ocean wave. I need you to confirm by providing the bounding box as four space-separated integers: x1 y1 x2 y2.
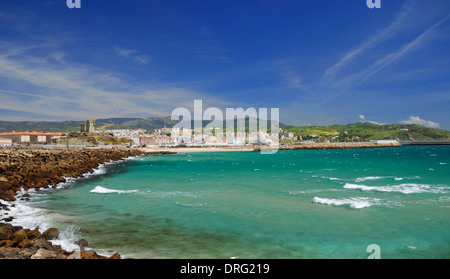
312 197 383 209
90 186 138 194
343 183 448 194
83 165 107 177
0 200 82 252
142 190 203 199
355 176 385 182
289 188 341 195
328 177 343 181
1 200 52 230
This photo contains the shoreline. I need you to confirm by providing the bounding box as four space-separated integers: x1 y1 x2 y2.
0 148 175 259
143 141 402 153
0 142 413 259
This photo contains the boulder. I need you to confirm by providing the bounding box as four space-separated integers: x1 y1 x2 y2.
11 229 28 244
81 250 106 259
67 251 81 259
75 238 89 249
0 181 12 192
0 224 14 240
31 248 59 259
0 247 20 259
17 238 31 249
42 228 59 240
0 190 15 201
108 252 121 259
18 247 38 259
25 237 53 250
27 228 41 239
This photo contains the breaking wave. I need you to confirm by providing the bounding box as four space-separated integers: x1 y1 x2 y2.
343 183 448 194
312 197 384 209
90 186 138 194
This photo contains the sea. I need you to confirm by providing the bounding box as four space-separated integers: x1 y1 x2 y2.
2 145 450 259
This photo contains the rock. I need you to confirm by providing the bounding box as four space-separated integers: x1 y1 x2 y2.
67 251 81 259
42 228 59 240
80 250 106 259
11 229 28 244
2 217 14 222
0 224 14 240
17 238 31 249
3 240 16 248
25 237 53 250
80 250 97 259
0 247 20 259
75 238 89 249
0 190 15 201
0 181 12 192
31 248 59 259
108 252 121 259
27 228 41 239
18 247 38 259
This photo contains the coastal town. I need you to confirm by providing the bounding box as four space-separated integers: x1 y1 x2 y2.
0 119 406 149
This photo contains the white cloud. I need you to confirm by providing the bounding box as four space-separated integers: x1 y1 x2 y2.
114 46 150 64
114 46 136 57
0 44 231 120
358 114 384 125
401 116 440 128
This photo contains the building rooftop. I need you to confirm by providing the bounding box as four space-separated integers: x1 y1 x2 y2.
0 131 62 136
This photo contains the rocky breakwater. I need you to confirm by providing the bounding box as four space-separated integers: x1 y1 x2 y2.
280 141 402 150
0 148 174 259
0 223 121 259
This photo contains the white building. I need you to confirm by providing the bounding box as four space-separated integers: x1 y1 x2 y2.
0 137 13 147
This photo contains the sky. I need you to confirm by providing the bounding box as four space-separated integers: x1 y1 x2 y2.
0 0 449 129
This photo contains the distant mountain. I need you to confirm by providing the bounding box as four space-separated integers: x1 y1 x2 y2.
1 118 448 141
0 117 178 133
0 116 282 133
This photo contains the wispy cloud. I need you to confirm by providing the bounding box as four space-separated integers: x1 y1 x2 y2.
114 46 151 64
359 115 385 125
356 13 450 87
0 44 231 120
323 1 414 80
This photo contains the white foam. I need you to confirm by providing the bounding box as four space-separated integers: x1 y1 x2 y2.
143 190 202 199
1 200 52 231
83 165 107 177
50 225 81 252
344 183 448 194
355 176 385 182
439 162 447 165
90 186 138 194
289 188 341 195
1 200 82 252
313 197 382 209
327 177 343 181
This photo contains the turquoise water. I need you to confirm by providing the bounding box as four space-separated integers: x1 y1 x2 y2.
9 146 450 258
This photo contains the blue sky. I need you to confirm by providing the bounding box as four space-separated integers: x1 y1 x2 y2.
1 0 449 129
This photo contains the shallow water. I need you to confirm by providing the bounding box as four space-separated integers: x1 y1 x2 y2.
4 146 450 258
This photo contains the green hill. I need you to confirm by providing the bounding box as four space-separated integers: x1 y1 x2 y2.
282 122 450 142
1 118 449 142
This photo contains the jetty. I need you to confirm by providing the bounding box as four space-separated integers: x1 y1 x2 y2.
402 141 450 146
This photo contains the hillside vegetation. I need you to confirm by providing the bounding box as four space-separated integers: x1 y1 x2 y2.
1 118 449 142
283 122 450 142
